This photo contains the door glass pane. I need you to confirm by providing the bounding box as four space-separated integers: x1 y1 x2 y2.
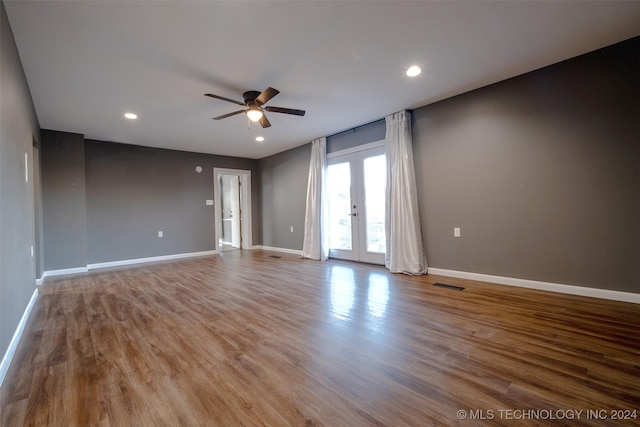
364 154 386 253
327 162 352 250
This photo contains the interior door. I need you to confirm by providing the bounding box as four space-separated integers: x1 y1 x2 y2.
214 168 253 253
219 174 241 251
327 146 386 264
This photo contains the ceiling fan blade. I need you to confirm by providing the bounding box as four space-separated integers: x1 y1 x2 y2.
205 93 246 106
259 114 272 128
265 106 306 116
255 87 280 106
212 110 246 120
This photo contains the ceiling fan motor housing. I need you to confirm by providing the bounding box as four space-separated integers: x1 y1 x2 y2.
243 91 262 105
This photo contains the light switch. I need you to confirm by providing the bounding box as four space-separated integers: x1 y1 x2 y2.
206 200 213 205
454 227 461 238
158 231 164 237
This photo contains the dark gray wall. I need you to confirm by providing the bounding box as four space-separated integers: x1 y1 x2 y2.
258 143 311 250
0 0 40 361
41 130 87 270
257 122 386 251
258 38 638 294
33 140 43 278
413 37 639 293
327 120 385 153
85 140 257 263
39 137 259 267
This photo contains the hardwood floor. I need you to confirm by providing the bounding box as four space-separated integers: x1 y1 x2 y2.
1 250 639 426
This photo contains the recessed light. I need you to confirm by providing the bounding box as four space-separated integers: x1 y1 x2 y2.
124 112 138 120
406 65 421 77
256 136 265 142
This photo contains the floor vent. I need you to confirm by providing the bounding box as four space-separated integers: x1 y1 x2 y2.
433 283 465 291
268 255 282 259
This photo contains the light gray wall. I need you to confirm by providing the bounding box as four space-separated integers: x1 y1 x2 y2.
258 143 311 250
84 139 258 264
41 130 87 270
413 37 639 293
0 0 40 361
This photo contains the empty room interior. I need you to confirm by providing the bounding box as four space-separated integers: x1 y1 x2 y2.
1 1 639 425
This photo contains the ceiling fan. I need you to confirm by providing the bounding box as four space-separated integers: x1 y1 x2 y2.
205 87 305 128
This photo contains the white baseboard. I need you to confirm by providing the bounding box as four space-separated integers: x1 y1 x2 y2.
87 250 218 271
251 245 302 256
39 266 89 282
38 251 637 304
38 250 218 284
0 288 38 387
428 268 640 304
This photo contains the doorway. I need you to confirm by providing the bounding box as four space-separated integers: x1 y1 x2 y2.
214 168 252 252
327 144 386 264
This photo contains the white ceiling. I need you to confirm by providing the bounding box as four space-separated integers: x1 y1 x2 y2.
5 1 640 159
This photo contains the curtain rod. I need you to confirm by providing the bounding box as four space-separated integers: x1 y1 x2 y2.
328 117 384 139
327 109 412 139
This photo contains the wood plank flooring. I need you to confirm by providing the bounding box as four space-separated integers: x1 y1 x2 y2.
1 250 639 426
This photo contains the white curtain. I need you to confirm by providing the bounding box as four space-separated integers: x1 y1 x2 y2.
385 111 428 274
302 137 329 261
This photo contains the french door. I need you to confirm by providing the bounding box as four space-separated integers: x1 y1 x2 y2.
327 145 386 264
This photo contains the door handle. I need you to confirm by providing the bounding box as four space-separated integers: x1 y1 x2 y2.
349 213 357 217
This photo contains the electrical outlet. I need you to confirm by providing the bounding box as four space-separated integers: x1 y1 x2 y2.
158 231 164 237
454 227 461 238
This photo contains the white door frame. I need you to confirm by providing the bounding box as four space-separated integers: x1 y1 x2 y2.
214 168 252 251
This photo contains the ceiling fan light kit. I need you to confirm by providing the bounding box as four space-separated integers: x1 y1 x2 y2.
246 107 263 122
205 87 305 129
